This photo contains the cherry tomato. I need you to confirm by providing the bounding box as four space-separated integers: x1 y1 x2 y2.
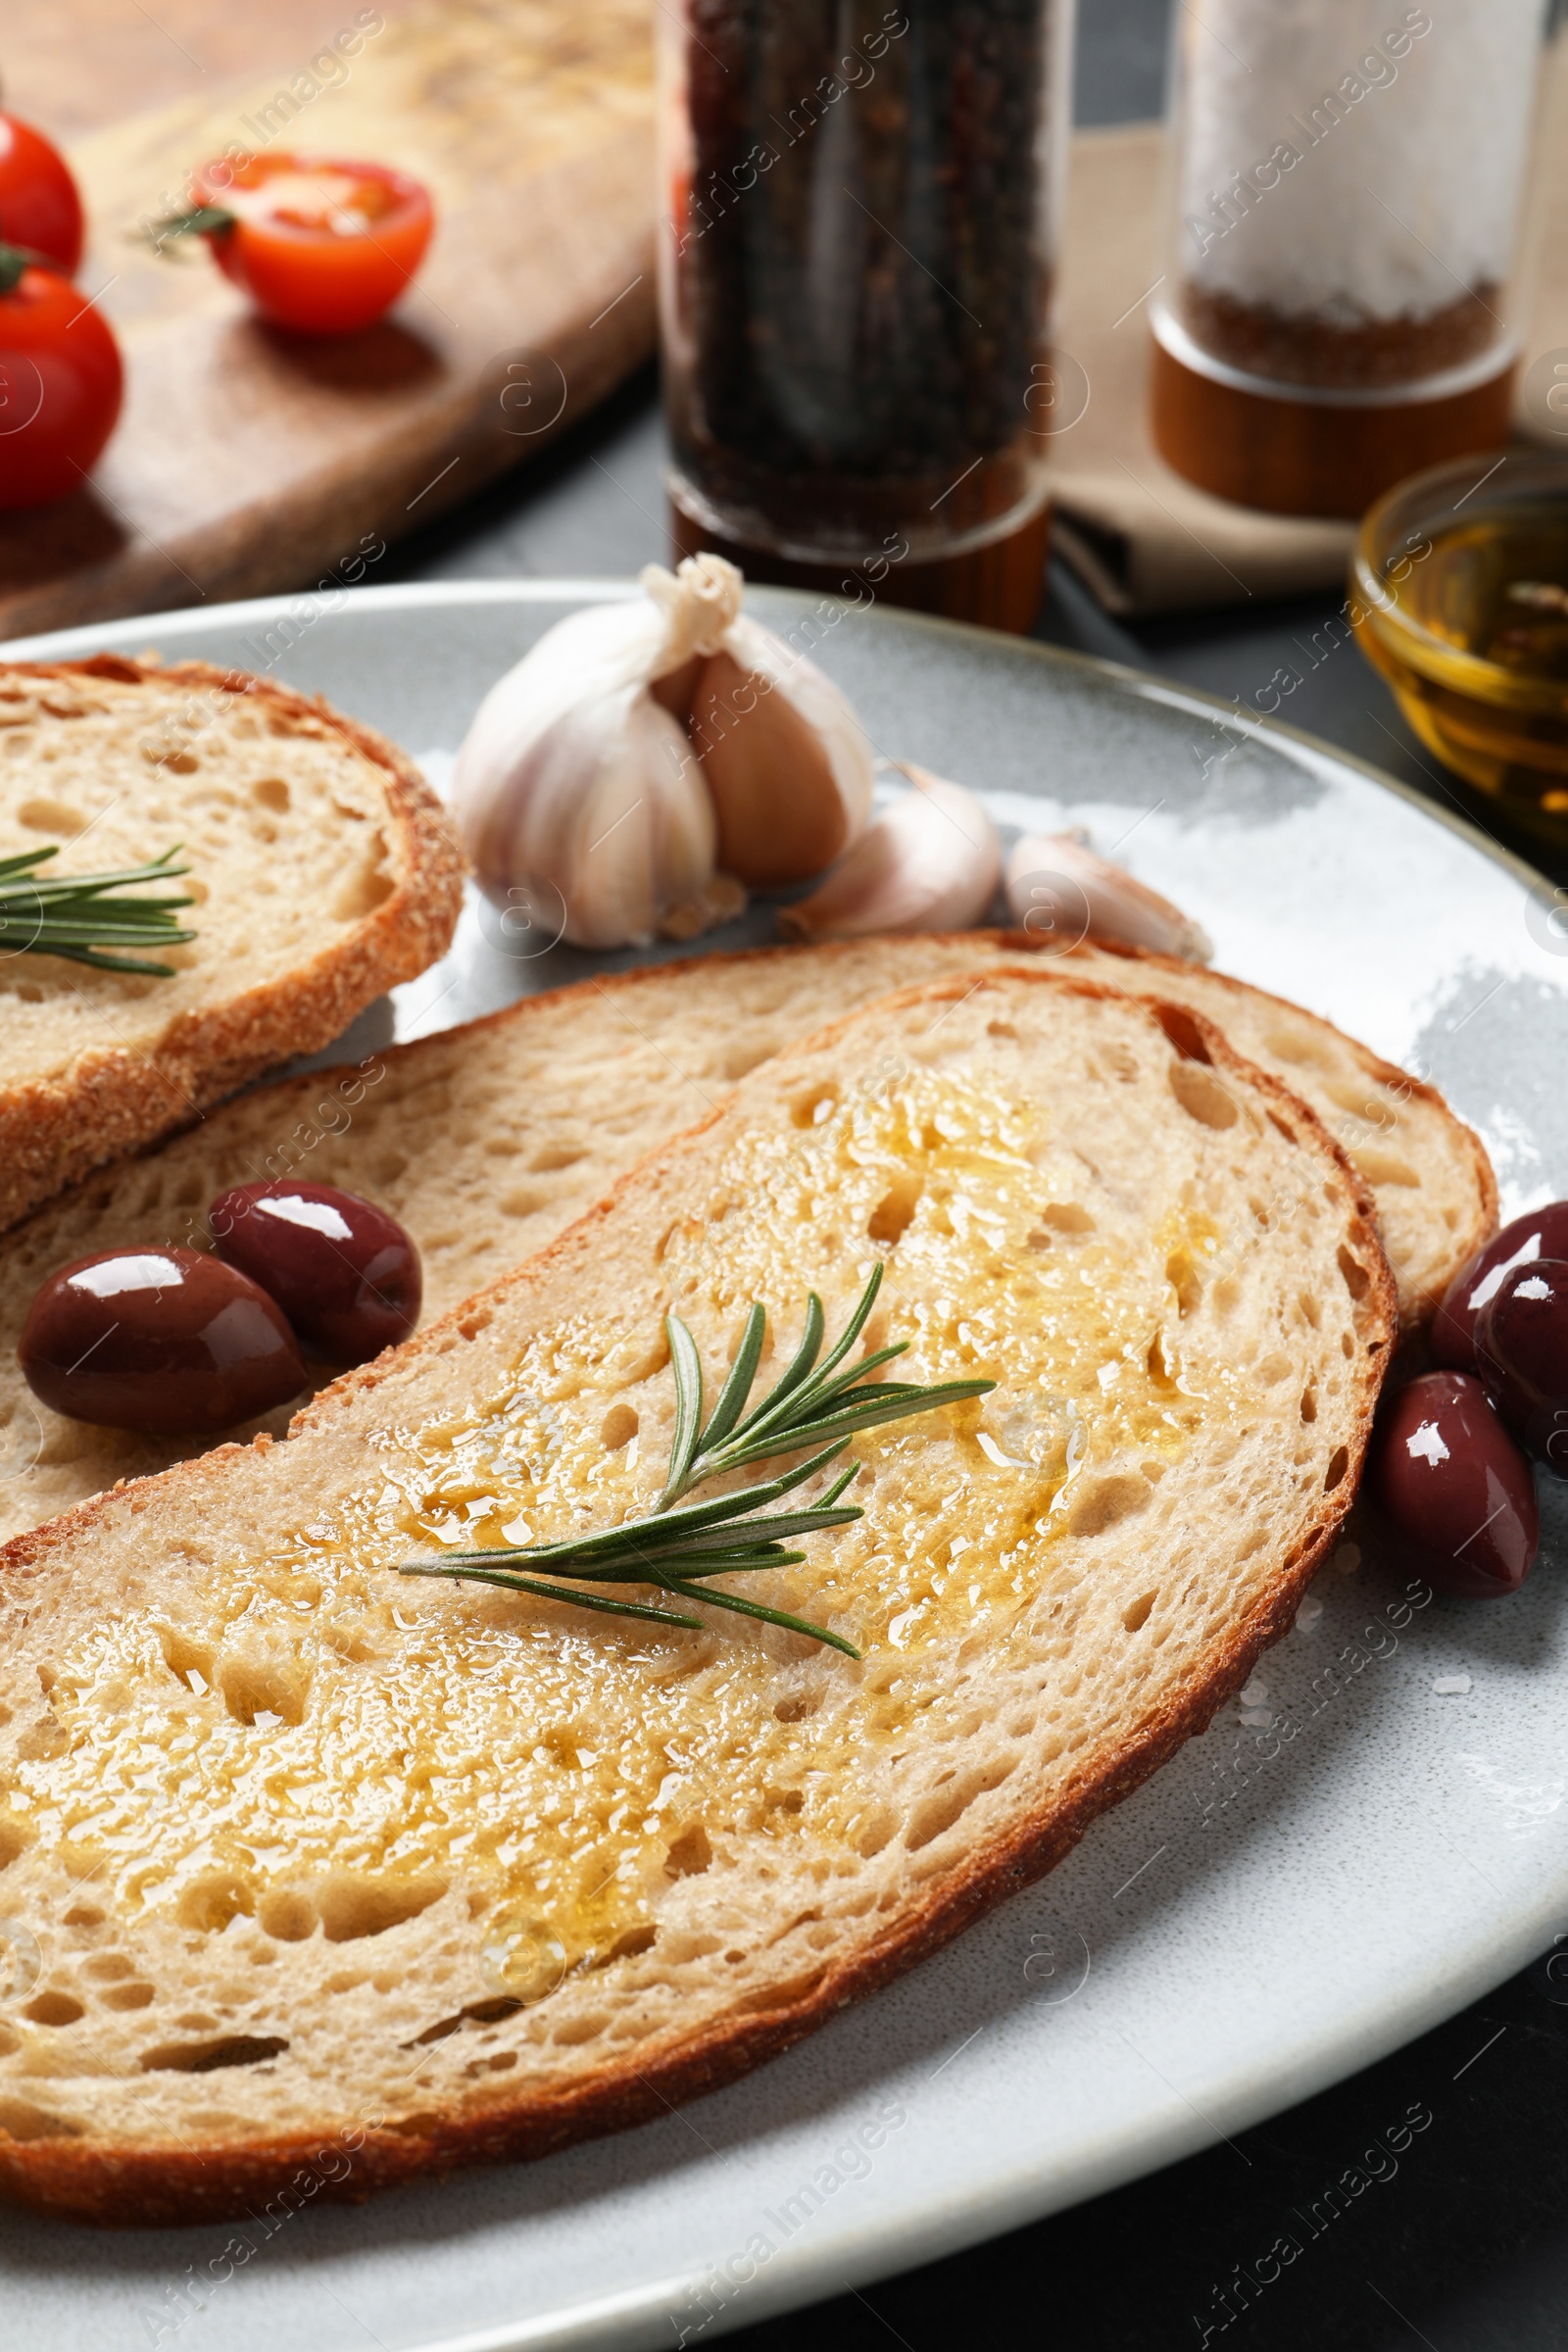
0 254 122 509
210 1181 421 1363
0 113 83 274
189 153 433 335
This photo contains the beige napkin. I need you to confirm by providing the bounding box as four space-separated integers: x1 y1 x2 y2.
1050 48 1568 615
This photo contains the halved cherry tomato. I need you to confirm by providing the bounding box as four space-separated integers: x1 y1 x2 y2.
188 153 433 336
0 114 83 275
0 252 122 509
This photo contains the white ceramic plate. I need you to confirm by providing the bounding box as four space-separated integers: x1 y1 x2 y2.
5 583 1568 2352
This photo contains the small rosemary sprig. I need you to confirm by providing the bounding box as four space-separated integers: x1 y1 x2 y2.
0 844 197 975
400 1262 995 1658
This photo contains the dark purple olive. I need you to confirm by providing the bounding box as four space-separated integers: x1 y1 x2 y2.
1430 1200 1568 1370
1477 1256 1568 1472
1369 1370 1539 1598
210 1181 420 1364
19 1248 306 1435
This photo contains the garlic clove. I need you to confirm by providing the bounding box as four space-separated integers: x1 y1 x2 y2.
648 653 706 725
463 682 714 952
690 614 876 889
454 585 721 952
690 649 855 885
454 599 672 870
564 692 715 951
779 762 1001 940
1004 830 1213 963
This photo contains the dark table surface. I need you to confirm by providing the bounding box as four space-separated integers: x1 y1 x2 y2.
380 7 1568 2344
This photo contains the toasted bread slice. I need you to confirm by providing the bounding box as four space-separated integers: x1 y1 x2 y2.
0 933 1488 1546
0 656 465 1233
0 968 1394 2225
1058 937 1494 1330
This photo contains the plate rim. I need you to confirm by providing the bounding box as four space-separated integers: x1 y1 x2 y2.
0 578 1557 2352
1 575 1548 908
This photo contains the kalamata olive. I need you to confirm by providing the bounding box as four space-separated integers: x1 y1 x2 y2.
210 1181 420 1364
1369 1370 1539 1598
1430 1200 1568 1370
19 1248 307 1435
1476 1256 1568 1472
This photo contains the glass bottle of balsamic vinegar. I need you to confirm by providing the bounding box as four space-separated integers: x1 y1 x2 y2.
657 2 1075 629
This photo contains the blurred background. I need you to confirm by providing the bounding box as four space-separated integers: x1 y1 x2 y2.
6 0 1567 884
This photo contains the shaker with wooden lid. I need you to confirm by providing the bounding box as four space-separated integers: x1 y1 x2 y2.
1149 0 1549 516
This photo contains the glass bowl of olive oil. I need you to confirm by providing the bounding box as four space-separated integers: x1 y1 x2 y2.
1351 451 1568 849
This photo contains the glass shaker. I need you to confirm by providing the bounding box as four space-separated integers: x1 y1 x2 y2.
657 2 1075 629
1150 1 1549 516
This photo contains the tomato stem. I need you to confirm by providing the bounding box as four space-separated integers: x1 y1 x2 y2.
146 204 234 257
0 240 64 294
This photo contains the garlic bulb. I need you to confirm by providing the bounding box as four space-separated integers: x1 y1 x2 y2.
1004 830 1212 962
454 555 876 949
780 763 1002 940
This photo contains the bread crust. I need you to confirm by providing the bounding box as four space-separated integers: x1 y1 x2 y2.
0 970 1396 2228
1050 932 1497 1324
0 657 466 1233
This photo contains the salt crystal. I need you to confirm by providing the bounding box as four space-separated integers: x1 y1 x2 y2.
1240 1706 1273 1730
1433 1674 1473 1696
1295 1595 1323 1632
1238 1676 1269 1708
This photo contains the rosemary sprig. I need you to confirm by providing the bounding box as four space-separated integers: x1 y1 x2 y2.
0 845 197 975
400 1262 995 1657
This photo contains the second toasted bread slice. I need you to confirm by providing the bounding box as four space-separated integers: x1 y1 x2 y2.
0 656 465 1232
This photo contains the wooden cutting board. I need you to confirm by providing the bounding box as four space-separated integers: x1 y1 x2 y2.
0 0 657 642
